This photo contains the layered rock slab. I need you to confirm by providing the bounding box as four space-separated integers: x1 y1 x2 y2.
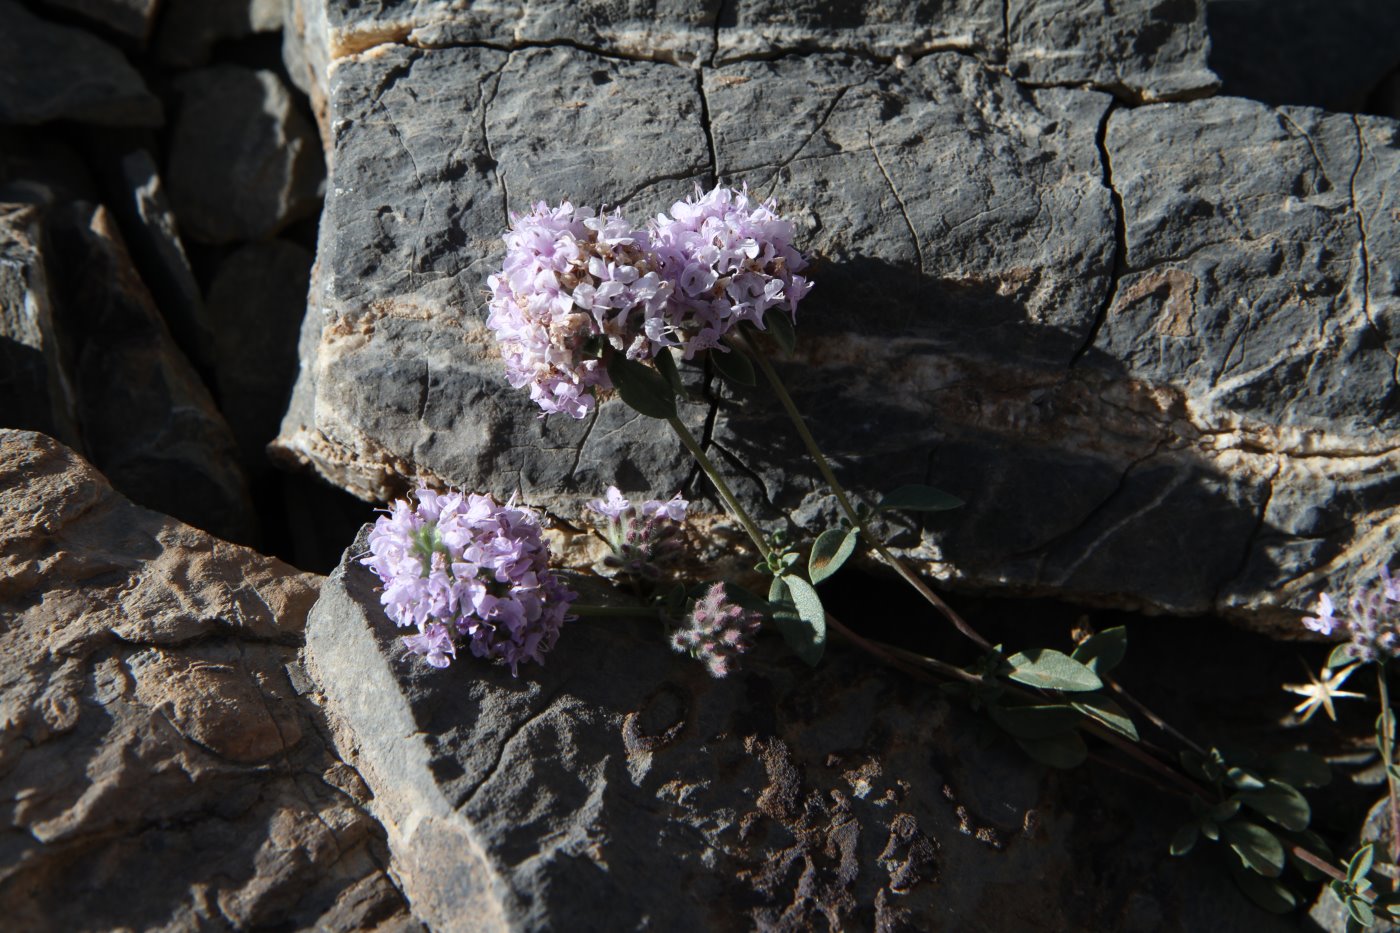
0 430 418 931
274 27 1396 626
305 529 1295 931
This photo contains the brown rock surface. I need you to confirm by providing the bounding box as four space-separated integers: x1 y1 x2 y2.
0 430 419 932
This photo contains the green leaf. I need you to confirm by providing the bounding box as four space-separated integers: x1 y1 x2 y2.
1005 648 1103 692
808 528 858 585
1349 843 1376 885
1210 797 1242 822
768 576 825 667
1169 822 1199 856
1070 626 1128 675
761 308 797 354
878 484 965 513
1348 896 1377 928
1230 863 1298 914
1290 830 1335 882
1238 779 1311 832
607 356 676 419
1329 643 1356 669
1223 821 1287 877
1201 818 1220 842
1227 767 1267 791
709 346 756 387
653 347 686 398
988 702 1082 739
1014 732 1087 770
1071 695 1139 741
1267 749 1331 788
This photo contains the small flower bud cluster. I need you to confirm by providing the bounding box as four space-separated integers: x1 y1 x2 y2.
670 583 762 678
586 485 688 581
1303 566 1400 663
361 486 576 674
486 185 813 417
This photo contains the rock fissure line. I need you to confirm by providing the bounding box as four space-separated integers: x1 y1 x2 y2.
755 72 872 195
1213 459 1279 612
696 70 719 186
1070 101 1124 368
478 57 510 228
1050 463 1191 588
867 132 925 278
709 439 778 516
454 686 568 811
1348 114 1398 386
566 406 599 484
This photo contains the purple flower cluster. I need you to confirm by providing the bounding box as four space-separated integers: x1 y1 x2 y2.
486 185 813 416
486 201 674 419
361 486 576 674
1303 566 1400 663
650 184 813 358
586 485 688 581
670 583 762 678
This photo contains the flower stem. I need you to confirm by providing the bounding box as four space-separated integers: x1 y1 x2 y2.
663 411 771 560
734 330 991 652
1378 661 1400 883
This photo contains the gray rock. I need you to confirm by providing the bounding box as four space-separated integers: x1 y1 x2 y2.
0 0 162 127
1205 0 1400 112
106 149 213 373
304 526 1297 932
0 430 419 932
36 0 161 41
155 0 286 68
0 129 97 204
42 201 259 545
206 239 313 470
1007 0 1220 103
168 66 323 245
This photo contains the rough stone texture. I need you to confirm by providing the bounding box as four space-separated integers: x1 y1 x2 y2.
272 0 1399 628
0 430 420 932
1205 0 1400 112
305 527 1297 932
156 0 286 67
0 0 162 127
37 0 161 41
7 197 259 545
207 239 314 470
1007 0 1220 103
168 66 323 245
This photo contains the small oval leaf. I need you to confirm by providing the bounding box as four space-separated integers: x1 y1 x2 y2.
1349 843 1376 884
607 356 676 419
1238 779 1311 832
1006 648 1103 692
1230 864 1298 915
878 484 965 513
653 347 687 398
809 528 858 585
1070 626 1128 675
1169 822 1199 856
1328 643 1355 669
768 576 825 667
1071 695 1139 741
709 346 756 387
761 308 797 354
1223 821 1286 877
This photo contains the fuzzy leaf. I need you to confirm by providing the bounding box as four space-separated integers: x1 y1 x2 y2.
1349 843 1376 885
878 484 965 513
1169 822 1199 856
1329 643 1356 669
1210 797 1242 822
1227 767 1267 791
1071 695 1139 741
1223 821 1286 877
607 356 676 419
769 576 825 667
1014 732 1087 769
761 308 797 354
1070 627 1128 675
989 702 1082 739
1006 649 1103 692
1267 750 1331 789
809 528 858 585
709 345 756 387
653 347 686 398
1230 863 1298 915
1348 896 1377 928
1239 779 1311 832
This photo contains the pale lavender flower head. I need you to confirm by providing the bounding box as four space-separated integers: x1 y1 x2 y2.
486 201 676 418
649 184 813 358
361 486 577 674
1304 564 1400 663
670 583 762 678
586 486 688 581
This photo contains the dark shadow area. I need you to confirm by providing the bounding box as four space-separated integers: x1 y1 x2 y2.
1206 0 1400 115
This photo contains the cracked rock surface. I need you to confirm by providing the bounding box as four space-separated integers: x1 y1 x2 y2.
0 430 419 931
274 0 1398 628
306 526 1297 931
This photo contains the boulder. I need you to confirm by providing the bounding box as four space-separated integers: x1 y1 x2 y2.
0 430 419 932
156 0 286 67
303 525 1297 931
0 0 161 127
272 11 1397 629
168 66 323 245
36 0 161 41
